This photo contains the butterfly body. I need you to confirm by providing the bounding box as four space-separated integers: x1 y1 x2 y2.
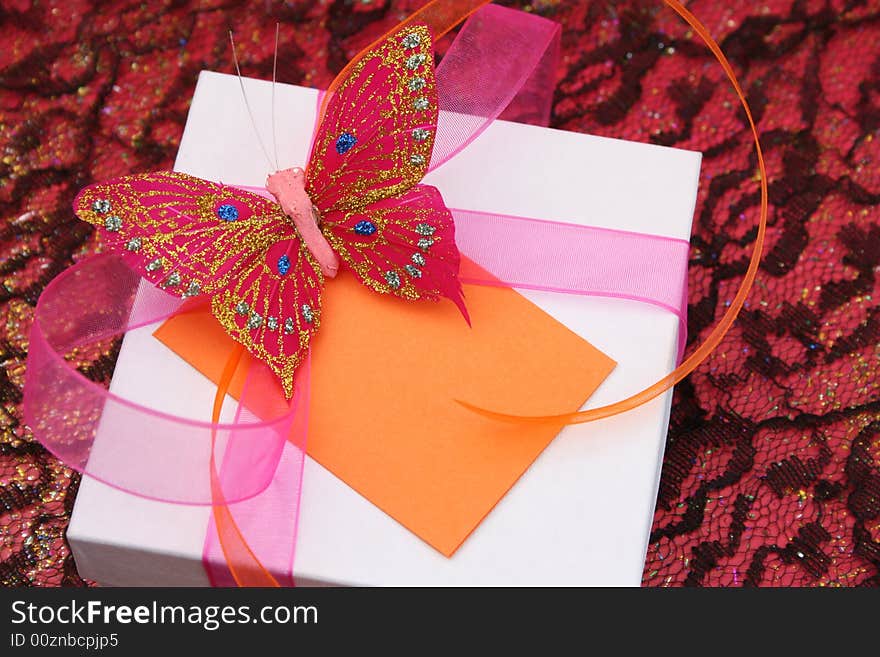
73 24 466 398
265 167 339 278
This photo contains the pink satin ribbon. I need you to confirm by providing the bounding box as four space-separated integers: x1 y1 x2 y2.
22 4 691 585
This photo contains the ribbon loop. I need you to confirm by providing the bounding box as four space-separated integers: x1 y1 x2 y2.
23 254 295 505
430 4 562 170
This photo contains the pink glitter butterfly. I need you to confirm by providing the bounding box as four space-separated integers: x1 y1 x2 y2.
73 24 465 397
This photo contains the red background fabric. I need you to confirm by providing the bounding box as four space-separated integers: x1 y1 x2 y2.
1 0 877 587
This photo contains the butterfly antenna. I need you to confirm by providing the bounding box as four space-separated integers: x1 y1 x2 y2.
229 30 275 172
271 23 281 171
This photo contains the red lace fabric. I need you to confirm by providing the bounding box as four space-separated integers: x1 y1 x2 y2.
1 0 877 587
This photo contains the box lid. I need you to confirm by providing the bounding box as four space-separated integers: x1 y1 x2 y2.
68 70 700 586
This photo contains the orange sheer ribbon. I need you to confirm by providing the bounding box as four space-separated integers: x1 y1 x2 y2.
458 0 768 425
209 343 285 586
209 0 494 591
212 0 769 585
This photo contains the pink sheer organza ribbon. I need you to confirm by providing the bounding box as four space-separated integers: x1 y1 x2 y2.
22 4 690 586
453 208 690 358
23 254 304 505
430 3 561 169
202 356 310 587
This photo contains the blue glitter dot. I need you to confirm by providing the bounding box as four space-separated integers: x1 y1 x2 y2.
335 132 357 154
216 203 239 221
353 220 377 236
277 254 291 276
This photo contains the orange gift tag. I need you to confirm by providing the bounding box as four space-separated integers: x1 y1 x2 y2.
155 260 615 556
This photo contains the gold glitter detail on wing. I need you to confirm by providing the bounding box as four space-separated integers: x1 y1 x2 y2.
210 243 323 399
74 171 320 398
75 171 293 297
321 186 457 304
306 24 438 213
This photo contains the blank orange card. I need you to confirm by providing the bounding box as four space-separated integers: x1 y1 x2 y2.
154 262 615 556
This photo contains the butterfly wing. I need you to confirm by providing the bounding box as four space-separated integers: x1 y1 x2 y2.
75 171 283 296
306 23 437 213
209 238 323 398
321 184 466 320
74 171 322 397
306 24 466 315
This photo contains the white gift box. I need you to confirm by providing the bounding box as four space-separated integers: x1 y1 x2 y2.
67 70 700 586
